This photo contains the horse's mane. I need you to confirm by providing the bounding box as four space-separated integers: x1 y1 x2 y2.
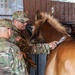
40 12 68 35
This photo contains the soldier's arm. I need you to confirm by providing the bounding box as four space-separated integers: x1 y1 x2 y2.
9 46 28 75
9 33 16 43
30 41 57 54
31 43 50 54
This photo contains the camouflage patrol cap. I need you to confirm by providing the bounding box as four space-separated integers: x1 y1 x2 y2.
12 11 29 22
0 19 12 28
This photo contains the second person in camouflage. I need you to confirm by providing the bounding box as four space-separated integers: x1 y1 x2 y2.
0 19 28 75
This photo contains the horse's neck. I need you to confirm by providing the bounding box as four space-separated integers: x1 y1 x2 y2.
41 22 65 43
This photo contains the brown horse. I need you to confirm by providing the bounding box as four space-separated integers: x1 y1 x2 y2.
30 12 75 75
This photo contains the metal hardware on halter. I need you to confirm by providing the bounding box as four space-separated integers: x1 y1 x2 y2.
57 36 66 45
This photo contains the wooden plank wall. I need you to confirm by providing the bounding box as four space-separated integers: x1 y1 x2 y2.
23 0 75 24
23 0 47 24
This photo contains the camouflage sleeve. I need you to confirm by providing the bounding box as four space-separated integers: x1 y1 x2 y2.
9 31 19 44
9 46 29 75
9 33 16 43
0 47 28 75
31 43 51 54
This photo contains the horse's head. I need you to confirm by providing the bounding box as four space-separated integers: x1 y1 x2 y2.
30 12 72 43
30 19 45 43
35 10 42 21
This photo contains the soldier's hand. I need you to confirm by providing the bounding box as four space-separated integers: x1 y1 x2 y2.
49 41 57 50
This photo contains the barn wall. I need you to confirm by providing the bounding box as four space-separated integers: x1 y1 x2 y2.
23 0 47 24
23 1 75 75
23 0 75 24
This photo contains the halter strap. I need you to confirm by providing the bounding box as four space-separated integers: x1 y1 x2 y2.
57 36 66 45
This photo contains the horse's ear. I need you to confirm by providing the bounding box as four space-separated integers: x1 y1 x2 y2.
36 10 40 14
35 10 42 21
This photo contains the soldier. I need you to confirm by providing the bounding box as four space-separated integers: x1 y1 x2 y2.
12 11 36 73
12 11 57 54
12 11 30 53
12 11 57 72
0 19 28 75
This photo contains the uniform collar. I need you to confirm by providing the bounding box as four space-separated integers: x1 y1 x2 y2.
0 38 8 41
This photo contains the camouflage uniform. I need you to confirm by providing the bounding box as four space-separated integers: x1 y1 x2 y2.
0 19 28 75
12 11 51 73
12 11 51 54
30 43 50 54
